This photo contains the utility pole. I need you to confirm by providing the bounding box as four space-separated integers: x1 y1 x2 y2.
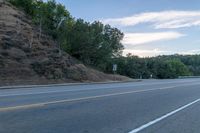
56 17 66 56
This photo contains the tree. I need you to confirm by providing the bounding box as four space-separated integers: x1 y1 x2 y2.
65 20 124 71
165 59 191 78
9 0 35 16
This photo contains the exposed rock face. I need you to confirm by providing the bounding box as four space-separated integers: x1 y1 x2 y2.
0 1 130 85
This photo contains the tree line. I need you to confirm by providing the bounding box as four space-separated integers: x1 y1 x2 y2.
107 54 200 79
107 54 192 79
9 0 200 79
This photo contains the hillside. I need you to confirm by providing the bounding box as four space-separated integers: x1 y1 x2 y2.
0 0 130 86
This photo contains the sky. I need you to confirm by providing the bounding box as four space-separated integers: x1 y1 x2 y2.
55 0 200 57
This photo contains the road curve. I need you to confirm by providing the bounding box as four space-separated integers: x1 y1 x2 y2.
0 78 200 133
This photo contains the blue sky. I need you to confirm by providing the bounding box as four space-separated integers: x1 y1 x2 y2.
55 0 200 57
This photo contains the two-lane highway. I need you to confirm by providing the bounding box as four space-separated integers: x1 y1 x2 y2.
0 79 200 133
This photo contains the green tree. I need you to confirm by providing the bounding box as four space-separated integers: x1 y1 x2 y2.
165 59 191 78
9 0 36 16
66 20 124 71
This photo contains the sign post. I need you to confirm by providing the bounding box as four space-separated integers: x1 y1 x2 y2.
113 64 117 74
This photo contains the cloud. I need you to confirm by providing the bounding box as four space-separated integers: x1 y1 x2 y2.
123 49 171 57
180 49 200 55
103 10 200 29
122 32 185 45
123 49 200 57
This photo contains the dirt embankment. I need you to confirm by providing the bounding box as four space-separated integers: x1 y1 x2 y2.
0 1 131 86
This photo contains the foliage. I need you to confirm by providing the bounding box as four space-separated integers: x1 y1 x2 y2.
66 20 124 71
109 54 193 79
9 0 124 72
9 0 36 16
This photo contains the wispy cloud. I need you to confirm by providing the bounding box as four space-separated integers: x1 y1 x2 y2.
180 49 200 55
123 49 171 57
103 10 200 29
122 32 185 45
123 49 200 57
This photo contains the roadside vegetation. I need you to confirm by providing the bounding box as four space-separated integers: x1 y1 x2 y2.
9 0 124 72
9 0 200 79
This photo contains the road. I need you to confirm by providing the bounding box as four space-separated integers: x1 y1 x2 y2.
0 79 200 133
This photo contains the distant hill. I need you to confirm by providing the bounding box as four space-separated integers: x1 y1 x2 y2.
0 1 130 86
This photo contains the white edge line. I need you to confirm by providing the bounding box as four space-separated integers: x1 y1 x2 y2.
128 98 200 133
0 79 195 90
0 81 199 97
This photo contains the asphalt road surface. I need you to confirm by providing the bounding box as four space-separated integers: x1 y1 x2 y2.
0 79 200 133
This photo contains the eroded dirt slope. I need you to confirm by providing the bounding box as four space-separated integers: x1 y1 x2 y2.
0 1 130 86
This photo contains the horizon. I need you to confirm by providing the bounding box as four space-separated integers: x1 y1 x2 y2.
53 0 200 57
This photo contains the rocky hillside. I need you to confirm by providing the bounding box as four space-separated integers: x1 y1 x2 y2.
0 0 130 86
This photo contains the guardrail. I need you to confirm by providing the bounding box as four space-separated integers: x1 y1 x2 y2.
178 76 200 79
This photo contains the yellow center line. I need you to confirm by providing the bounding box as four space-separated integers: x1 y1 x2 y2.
0 83 200 112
